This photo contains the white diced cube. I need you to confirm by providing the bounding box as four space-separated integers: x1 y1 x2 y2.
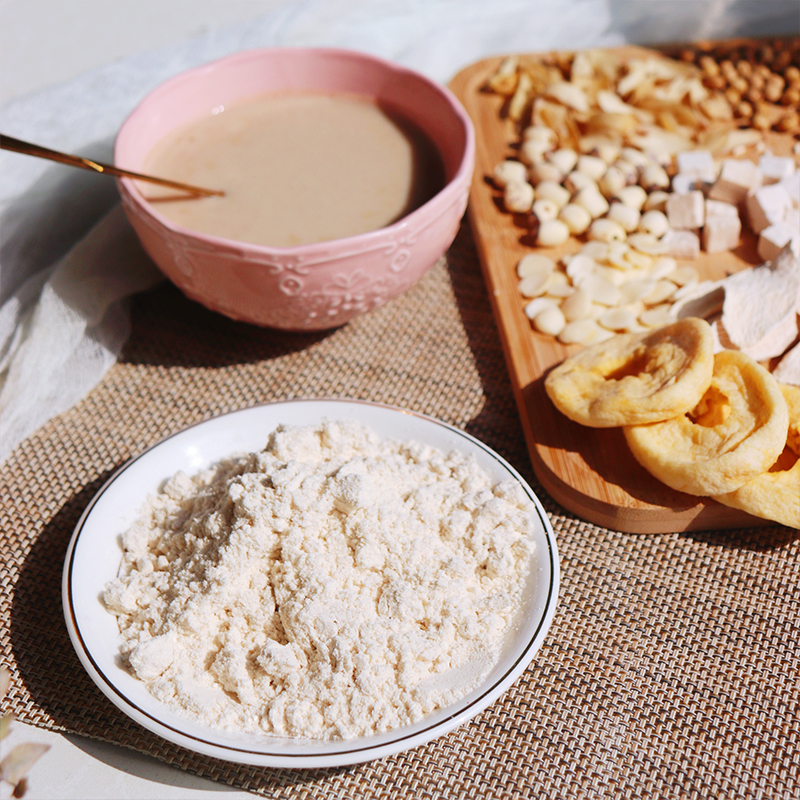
666 190 705 229
677 150 717 181
785 207 800 238
705 199 738 218
746 184 793 234
702 213 741 253
671 173 707 195
708 158 762 206
757 222 800 261
758 154 795 184
660 229 701 259
779 170 800 207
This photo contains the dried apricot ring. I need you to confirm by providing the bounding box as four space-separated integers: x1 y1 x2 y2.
544 317 713 427
713 383 800 528
623 350 789 496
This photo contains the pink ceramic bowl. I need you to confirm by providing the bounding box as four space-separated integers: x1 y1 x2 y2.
115 47 475 330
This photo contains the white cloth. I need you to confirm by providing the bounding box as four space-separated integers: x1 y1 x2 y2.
0 0 796 462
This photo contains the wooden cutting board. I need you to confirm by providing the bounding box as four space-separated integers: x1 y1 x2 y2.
449 46 796 533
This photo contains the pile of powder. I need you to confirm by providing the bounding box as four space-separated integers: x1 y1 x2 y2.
104 420 537 740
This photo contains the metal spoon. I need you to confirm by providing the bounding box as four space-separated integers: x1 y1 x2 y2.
1 133 225 197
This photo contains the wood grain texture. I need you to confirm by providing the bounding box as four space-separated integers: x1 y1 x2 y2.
449 47 796 533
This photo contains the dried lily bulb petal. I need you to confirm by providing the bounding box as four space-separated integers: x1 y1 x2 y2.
564 253 596 284
713 383 800 528
532 305 567 336
639 304 677 328
545 317 714 427
624 232 667 255
624 350 789 495
604 241 633 269
517 253 555 296
518 272 550 298
669 265 700 286
547 269 570 289
524 296 558 320
623 247 654 271
546 281 576 299
582 273 623 306
580 240 611 261
596 264 631 286
618 278 656 305
557 318 613 346
649 256 678 280
560 287 593 321
643 280 678 305
517 253 556 279
598 307 643 332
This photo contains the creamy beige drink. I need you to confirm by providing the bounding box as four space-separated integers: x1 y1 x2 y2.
142 92 444 248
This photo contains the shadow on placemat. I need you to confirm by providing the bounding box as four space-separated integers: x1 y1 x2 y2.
121 281 337 370
683 525 800 552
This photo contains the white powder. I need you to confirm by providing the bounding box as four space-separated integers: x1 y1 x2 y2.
104 420 536 740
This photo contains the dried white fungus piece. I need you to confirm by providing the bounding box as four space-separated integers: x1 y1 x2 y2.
722 245 800 360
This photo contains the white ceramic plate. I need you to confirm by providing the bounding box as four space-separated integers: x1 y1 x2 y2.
62 399 559 768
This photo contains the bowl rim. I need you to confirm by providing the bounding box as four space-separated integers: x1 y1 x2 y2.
114 46 475 257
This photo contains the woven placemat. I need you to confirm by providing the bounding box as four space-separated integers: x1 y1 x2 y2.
2 220 799 799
